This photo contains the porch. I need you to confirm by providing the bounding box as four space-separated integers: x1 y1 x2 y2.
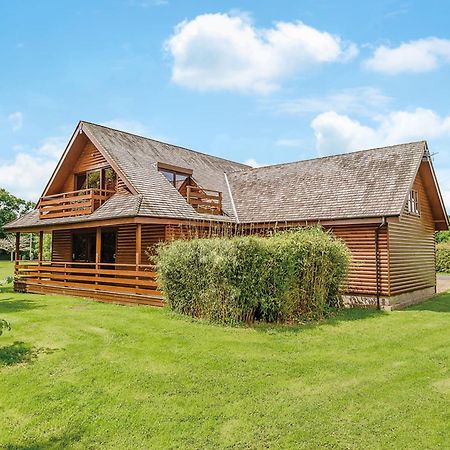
13 224 165 306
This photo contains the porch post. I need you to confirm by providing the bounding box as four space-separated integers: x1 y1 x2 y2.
15 232 20 276
136 224 142 268
96 228 102 267
38 231 44 263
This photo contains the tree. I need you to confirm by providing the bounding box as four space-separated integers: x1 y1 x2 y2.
436 217 450 243
0 188 34 239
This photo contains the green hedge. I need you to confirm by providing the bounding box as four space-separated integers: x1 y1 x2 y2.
156 227 351 324
436 242 450 273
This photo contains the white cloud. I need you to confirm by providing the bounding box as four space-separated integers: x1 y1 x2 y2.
435 168 450 210
275 87 392 116
165 13 357 94
365 37 450 74
243 158 263 168
311 108 450 154
8 112 23 131
0 137 66 200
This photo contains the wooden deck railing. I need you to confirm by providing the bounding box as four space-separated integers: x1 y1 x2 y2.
14 261 162 301
39 189 115 219
186 186 222 215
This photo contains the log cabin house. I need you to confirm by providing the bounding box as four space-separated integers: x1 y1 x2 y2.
5 121 449 309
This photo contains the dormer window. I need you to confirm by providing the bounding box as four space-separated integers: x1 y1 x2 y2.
158 163 192 191
407 190 420 215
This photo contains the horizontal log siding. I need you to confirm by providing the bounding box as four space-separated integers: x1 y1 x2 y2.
142 225 165 261
328 225 389 296
388 172 436 295
116 225 136 265
60 141 128 193
52 230 72 262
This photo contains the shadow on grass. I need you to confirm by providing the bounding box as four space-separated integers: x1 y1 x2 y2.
254 308 385 334
0 341 56 367
0 297 44 313
2 430 84 449
407 292 450 313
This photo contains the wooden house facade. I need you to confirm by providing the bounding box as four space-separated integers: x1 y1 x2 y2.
5 121 448 309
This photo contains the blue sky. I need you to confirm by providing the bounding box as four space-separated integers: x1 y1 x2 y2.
1 0 450 207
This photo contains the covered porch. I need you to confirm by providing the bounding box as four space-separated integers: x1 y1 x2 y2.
13 223 165 306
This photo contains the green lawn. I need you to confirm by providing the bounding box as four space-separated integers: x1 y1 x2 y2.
0 263 449 449
0 260 13 281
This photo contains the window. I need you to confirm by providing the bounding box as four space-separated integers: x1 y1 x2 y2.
407 190 420 215
75 167 117 192
158 164 192 191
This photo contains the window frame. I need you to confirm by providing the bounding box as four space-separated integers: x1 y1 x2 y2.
407 189 420 216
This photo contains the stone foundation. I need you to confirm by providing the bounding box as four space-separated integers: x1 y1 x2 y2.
343 286 436 310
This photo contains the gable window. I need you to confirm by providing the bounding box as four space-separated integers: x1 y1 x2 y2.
75 167 117 192
407 190 420 215
158 163 192 191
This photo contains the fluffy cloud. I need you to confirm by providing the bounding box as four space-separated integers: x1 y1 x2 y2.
165 13 357 94
311 108 450 154
275 87 392 116
8 112 23 132
243 158 264 168
0 137 65 200
365 37 450 74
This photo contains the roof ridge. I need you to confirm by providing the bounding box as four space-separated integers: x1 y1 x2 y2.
226 140 427 175
81 120 250 169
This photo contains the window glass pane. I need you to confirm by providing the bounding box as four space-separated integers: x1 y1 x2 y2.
175 173 188 189
160 170 175 184
87 171 101 189
103 168 116 191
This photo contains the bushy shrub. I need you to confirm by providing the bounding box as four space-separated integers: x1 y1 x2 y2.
436 242 450 273
156 227 351 324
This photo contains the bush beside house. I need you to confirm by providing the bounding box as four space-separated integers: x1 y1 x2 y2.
436 242 450 273
156 228 351 324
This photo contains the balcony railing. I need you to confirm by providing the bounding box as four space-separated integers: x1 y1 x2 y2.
14 261 162 304
186 185 222 215
39 189 115 219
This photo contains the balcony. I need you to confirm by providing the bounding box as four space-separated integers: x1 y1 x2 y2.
39 189 115 219
186 185 222 215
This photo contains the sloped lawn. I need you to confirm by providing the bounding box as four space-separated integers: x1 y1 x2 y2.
0 270 449 448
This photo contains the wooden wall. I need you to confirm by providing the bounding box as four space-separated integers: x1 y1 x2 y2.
116 224 165 265
388 171 436 295
60 141 128 194
52 230 72 262
329 225 389 296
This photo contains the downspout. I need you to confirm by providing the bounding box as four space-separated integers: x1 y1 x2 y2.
375 217 387 309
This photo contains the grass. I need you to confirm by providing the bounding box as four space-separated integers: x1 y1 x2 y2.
0 263 449 449
0 260 14 281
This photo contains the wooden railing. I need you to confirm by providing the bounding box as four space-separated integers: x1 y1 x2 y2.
39 189 115 219
14 261 162 300
186 186 222 215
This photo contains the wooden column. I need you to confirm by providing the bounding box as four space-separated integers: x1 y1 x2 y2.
136 224 142 268
136 224 142 291
96 228 101 288
15 232 20 261
38 231 44 263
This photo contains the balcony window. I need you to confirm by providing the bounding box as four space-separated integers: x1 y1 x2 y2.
158 163 192 191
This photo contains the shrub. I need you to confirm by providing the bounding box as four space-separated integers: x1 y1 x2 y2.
156 227 351 324
436 242 450 273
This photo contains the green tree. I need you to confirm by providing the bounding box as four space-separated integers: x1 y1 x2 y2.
0 188 34 239
435 217 450 243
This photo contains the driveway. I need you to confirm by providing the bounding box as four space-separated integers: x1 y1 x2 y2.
436 274 450 293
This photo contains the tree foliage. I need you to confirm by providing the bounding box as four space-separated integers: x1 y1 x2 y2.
0 188 34 239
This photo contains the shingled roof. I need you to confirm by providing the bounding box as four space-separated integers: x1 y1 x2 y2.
227 141 428 223
5 121 442 231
